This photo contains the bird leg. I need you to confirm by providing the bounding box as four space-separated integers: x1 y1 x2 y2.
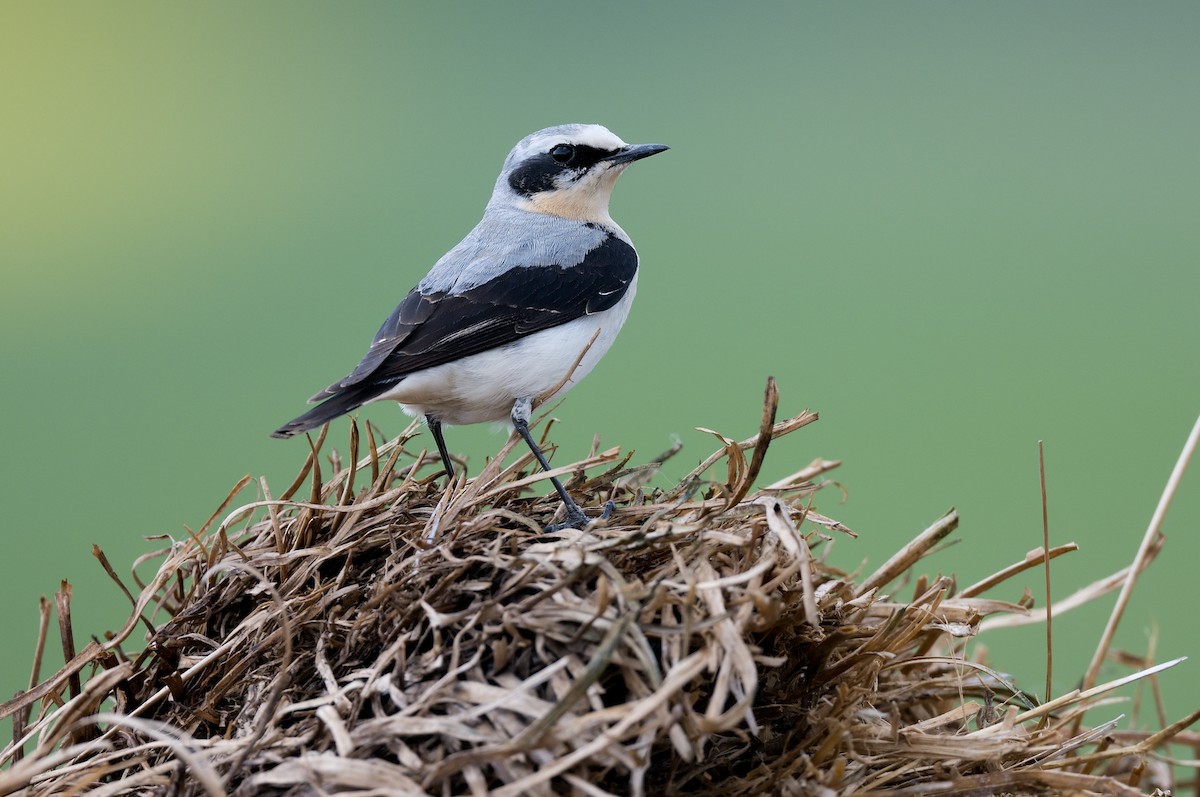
426 416 456 480
510 398 612 530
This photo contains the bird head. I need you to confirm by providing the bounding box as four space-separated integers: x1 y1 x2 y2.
491 124 668 223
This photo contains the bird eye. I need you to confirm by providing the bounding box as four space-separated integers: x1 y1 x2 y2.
550 144 575 164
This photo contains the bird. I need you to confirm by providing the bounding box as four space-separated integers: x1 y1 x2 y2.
272 123 668 529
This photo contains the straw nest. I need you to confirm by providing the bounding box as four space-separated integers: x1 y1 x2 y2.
2 380 1197 796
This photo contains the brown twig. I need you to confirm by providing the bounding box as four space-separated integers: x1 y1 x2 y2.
1083 414 1200 692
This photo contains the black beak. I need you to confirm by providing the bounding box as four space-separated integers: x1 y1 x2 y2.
604 143 670 166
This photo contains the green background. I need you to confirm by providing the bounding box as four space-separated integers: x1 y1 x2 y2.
3 1 1198 731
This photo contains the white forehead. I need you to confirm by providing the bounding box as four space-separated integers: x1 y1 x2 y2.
503 124 628 169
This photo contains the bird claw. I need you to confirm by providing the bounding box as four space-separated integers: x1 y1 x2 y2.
546 500 615 532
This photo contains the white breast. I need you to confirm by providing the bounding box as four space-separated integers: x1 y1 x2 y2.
374 273 638 426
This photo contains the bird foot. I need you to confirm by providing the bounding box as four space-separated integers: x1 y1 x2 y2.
546 500 615 532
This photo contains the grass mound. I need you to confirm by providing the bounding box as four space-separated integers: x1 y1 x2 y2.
2 380 1196 795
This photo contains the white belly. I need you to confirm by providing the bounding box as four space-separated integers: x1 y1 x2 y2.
374 273 637 426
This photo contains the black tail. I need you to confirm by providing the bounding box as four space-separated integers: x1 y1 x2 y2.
271 386 376 439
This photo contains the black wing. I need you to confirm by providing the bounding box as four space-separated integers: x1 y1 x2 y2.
273 234 637 439
324 233 636 396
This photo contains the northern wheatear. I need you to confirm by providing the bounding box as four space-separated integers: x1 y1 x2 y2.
273 124 667 528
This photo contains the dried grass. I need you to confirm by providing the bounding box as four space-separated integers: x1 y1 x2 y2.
2 382 1197 796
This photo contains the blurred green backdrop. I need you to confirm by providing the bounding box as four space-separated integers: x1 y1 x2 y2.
2 1 1198 728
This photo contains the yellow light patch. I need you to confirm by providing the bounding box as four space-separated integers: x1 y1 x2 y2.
520 171 622 222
